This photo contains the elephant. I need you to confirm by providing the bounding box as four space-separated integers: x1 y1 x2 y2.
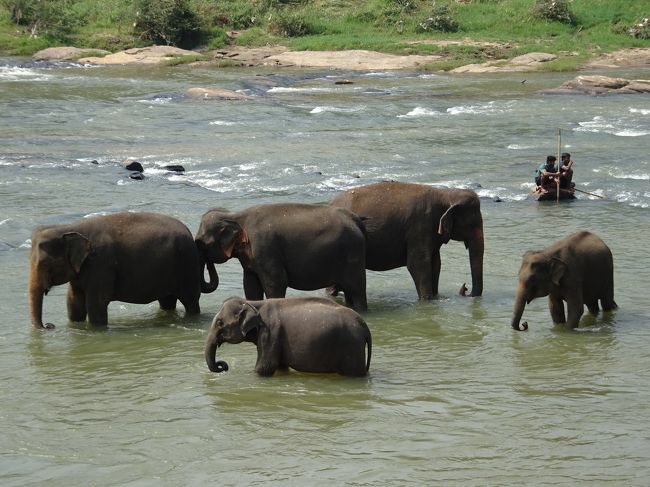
511 230 617 331
205 296 372 377
330 181 483 299
28 212 218 329
194 203 368 311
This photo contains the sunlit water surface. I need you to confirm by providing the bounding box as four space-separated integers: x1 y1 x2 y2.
1 58 649 485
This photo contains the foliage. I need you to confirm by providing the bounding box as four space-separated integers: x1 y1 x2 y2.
267 9 324 37
626 17 649 39
1 0 83 40
416 3 459 33
531 0 577 26
133 0 201 48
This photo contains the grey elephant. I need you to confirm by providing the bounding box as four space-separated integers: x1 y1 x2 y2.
28 212 217 329
511 230 617 331
205 296 372 377
330 181 483 299
195 203 368 311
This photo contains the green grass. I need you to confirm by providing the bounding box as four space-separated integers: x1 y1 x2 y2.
0 0 648 70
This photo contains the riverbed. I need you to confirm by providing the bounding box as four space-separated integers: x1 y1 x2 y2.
1 58 649 485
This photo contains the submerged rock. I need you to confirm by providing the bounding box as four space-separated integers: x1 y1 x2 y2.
164 165 185 173
123 160 144 172
185 87 250 101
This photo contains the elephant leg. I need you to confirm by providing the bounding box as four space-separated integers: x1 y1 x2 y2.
549 296 566 323
566 299 585 329
341 271 367 312
158 295 177 311
243 270 265 300
601 289 617 311
86 298 109 326
178 295 200 315
67 284 87 322
407 250 437 299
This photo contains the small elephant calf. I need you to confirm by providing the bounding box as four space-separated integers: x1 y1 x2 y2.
205 297 372 377
512 230 617 330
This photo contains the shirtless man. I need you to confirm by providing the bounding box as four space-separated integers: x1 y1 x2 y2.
559 152 574 189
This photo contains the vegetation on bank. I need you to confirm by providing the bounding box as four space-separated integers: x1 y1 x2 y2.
0 0 648 70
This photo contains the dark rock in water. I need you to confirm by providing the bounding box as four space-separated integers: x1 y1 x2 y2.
90 160 99 165
352 174 361 179
335 80 353 85
123 159 144 172
164 164 185 173
493 196 502 203
467 183 483 189
129 172 144 180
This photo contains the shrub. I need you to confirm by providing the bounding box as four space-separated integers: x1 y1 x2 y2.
133 0 201 48
531 0 577 26
2 0 82 39
267 10 323 37
416 4 459 33
627 17 650 39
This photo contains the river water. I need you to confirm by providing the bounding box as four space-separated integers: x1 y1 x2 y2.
1 57 649 485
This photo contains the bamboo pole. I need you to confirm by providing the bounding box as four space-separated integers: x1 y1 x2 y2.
556 128 561 203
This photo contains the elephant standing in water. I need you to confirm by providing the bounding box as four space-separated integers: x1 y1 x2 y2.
28 212 217 329
205 296 372 377
195 203 368 311
511 230 617 331
331 181 484 299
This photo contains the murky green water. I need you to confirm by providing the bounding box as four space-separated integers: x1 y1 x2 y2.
1 59 649 485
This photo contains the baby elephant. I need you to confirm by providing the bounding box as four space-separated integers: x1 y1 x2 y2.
205 297 372 377
512 230 617 331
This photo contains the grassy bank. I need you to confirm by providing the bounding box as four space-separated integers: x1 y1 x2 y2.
0 0 648 70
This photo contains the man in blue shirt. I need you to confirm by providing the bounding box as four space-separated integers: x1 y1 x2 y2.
535 155 558 192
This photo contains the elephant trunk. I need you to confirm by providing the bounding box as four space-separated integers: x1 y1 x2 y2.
467 227 484 297
28 278 54 329
511 284 529 331
199 250 219 294
205 326 229 373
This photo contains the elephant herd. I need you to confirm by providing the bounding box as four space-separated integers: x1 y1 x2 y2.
28 181 617 377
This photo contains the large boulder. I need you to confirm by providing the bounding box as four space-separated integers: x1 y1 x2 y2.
586 48 650 69
80 46 197 65
541 75 650 95
33 47 109 61
451 52 557 73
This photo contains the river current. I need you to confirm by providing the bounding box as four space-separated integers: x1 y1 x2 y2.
1 58 649 485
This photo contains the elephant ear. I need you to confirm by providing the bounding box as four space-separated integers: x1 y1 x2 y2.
437 204 458 244
219 219 249 259
239 301 261 336
550 257 568 286
63 232 92 273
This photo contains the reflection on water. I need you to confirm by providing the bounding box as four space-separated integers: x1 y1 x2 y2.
1 58 650 485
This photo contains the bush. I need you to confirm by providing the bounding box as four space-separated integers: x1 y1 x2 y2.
627 17 649 39
416 4 459 33
2 0 82 39
133 0 201 48
531 0 577 26
267 10 323 37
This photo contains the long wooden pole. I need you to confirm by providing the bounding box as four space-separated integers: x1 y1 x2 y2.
556 128 561 203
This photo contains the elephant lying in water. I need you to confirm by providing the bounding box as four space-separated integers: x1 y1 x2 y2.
195 203 368 311
511 230 617 331
28 212 217 329
331 181 484 299
205 296 372 377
